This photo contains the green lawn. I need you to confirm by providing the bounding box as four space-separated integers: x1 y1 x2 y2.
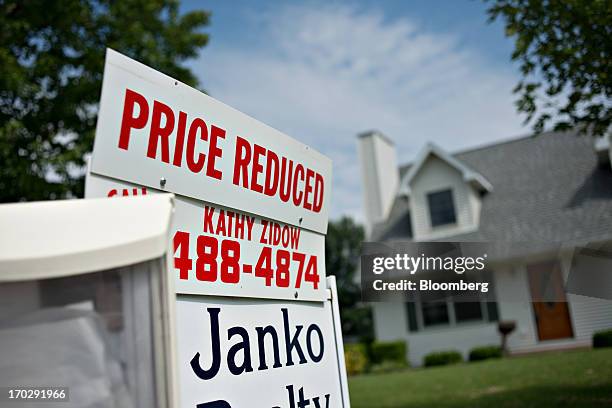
348 348 612 408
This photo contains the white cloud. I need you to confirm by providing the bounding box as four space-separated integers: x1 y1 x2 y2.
195 2 525 221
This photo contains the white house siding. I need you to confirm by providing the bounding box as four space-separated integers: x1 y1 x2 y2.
409 156 478 240
494 266 540 351
568 294 612 343
372 302 408 342
405 323 499 367
559 250 612 344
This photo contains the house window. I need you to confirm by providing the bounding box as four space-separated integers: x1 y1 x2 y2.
454 302 483 322
427 189 456 227
486 302 499 322
421 301 450 326
406 302 419 332
406 278 498 332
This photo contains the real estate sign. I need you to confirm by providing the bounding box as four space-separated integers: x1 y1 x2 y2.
91 50 331 235
86 49 349 408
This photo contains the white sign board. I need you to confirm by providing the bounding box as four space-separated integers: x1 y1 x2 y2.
90 49 331 234
86 173 326 302
176 287 349 408
87 49 349 407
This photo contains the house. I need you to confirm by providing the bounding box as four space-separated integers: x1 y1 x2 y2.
357 129 612 366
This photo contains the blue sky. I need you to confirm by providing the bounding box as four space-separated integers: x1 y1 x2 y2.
180 0 527 220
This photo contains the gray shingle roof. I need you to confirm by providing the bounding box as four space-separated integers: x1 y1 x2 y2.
373 130 612 259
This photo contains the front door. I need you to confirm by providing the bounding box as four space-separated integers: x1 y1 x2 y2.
527 260 573 341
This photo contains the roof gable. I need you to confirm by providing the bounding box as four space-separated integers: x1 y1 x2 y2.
398 142 493 196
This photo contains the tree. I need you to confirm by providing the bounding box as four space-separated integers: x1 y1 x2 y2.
325 216 372 339
0 0 209 202
486 0 611 136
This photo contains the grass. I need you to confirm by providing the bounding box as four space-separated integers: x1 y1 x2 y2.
348 348 612 408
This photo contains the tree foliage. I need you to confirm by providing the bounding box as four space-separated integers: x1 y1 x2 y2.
325 216 372 339
0 0 209 202
486 0 611 136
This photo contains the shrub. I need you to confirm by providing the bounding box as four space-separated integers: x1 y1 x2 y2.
344 343 368 376
370 340 407 366
469 345 502 362
593 329 612 348
424 350 462 367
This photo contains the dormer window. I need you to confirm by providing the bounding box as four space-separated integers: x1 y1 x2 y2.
427 189 456 227
396 143 491 239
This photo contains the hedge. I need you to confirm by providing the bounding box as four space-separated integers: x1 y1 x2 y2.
370 340 407 366
344 343 368 376
593 329 612 348
468 345 502 362
424 350 462 367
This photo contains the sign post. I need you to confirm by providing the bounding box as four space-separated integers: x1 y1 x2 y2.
86 49 349 408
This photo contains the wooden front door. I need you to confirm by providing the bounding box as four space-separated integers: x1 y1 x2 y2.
527 261 573 341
